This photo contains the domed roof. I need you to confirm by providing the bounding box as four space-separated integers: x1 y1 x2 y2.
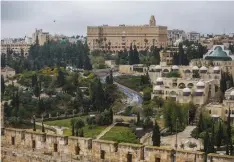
196 81 205 87
200 66 207 71
183 88 191 93
155 65 162 69
154 85 162 91
156 77 163 82
172 65 179 70
230 90 234 96
205 46 232 61
213 66 220 71
192 66 199 70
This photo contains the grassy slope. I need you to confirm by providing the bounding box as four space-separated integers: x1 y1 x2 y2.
101 126 139 144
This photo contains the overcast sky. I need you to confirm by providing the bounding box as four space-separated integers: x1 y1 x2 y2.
1 1 234 38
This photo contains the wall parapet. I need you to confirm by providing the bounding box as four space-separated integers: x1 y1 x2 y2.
1 127 234 162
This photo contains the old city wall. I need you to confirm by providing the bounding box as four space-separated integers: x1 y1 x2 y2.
1 128 234 162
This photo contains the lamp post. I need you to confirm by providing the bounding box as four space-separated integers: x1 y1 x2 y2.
90 114 95 139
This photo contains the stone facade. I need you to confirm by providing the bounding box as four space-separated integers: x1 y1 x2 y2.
1 66 16 80
32 29 50 46
87 15 168 52
2 128 234 162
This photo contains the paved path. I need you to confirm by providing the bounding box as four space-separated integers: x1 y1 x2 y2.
96 123 116 139
161 126 203 150
143 126 203 151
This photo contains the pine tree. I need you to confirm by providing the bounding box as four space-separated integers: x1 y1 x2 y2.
1 75 5 96
152 121 160 146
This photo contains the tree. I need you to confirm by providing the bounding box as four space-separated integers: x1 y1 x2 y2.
128 44 134 65
143 87 152 101
197 113 204 134
133 45 140 64
110 108 113 123
137 113 140 125
226 107 232 155
57 68 65 87
1 54 6 67
75 118 85 137
109 70 113 84
216 122 223 148
33 117 36 131
152 121 161 146
42 121 45 133
203 131 209 153
34 81 41 100
79 128 84 137
83 54 92 70
1 75 5 96
71 118 76 136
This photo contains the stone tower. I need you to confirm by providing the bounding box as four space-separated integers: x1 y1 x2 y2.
149 15 156 26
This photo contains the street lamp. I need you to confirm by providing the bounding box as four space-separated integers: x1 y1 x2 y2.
90 114 96 139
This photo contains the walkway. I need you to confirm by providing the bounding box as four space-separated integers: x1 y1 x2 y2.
96 123 116 139
143 126 203 151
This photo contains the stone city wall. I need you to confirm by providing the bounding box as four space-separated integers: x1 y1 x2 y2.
1 128 234 162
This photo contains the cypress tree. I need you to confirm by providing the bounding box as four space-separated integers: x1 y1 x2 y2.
226 107 232 155
211 121 215 153
197 113 204 134
137 113 140 125
152 121 161 146
216 122 223 148
110 108 113 123
42 121 45 133
79 129 84 137
1 75 5 95
33 117 36 131
83 54 92 70
203 131 209 153
133 44 140 64
128 43 134 65
109 70 113 84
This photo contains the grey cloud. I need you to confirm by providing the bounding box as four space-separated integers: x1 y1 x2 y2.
1 1 234 38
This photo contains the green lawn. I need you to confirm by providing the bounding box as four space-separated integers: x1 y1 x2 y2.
63 125 107 138
44 116 88 128
101 126 139 144
114 75 149 92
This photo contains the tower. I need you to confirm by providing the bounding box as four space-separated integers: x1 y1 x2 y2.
149 15 156 26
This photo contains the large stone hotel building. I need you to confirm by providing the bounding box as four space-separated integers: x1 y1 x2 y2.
87 15 168 52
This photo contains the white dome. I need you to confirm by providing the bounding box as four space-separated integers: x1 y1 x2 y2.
200 66 207 71
155 65 162 69
172 65 179 70
213 66 220 71
196 81 205 87
230 90 234 96
192 66 199 70
183 88 191 93
154 85 162 91
156 77 163 82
